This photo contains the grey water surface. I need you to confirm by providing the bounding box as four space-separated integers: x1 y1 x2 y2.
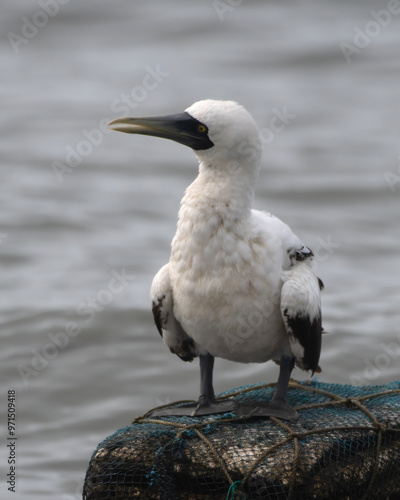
1 1 400 498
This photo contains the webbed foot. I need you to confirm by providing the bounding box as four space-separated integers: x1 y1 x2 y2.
191 395 238 416
236 398 299 421
145 396 238 418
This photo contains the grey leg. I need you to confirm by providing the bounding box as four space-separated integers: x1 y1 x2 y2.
272 355 295 402
146 352 237 418
192 353 238 416
236 355 298 421
197 353 216 405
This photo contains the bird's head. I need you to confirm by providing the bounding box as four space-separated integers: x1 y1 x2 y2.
108 99 262 171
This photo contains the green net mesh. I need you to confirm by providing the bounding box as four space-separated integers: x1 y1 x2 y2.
83 380 400 499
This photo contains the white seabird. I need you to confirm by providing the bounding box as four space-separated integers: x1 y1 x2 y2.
109 100 323 420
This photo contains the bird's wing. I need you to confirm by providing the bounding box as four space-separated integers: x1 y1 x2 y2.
252 211 323 372
251 210 314 270
150 263 197 362
280 261 323 373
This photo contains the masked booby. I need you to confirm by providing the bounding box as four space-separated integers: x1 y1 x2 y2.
109 100 323 420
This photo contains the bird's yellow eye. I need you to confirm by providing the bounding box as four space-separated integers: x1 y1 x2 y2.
197 124 207 133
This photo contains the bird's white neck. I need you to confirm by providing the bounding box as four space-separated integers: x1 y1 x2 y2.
169 157 260 277
181 156 260 221
169 148 262 279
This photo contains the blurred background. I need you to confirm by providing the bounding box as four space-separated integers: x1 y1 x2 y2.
1 1 400 498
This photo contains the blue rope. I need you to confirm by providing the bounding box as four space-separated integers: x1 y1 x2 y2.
226 480 244 499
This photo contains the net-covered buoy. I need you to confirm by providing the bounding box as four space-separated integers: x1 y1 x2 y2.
83 380 400 499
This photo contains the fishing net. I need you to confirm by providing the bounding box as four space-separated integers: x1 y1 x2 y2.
83 380 400 500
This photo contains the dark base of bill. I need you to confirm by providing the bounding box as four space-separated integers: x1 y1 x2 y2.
83 380 400 500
